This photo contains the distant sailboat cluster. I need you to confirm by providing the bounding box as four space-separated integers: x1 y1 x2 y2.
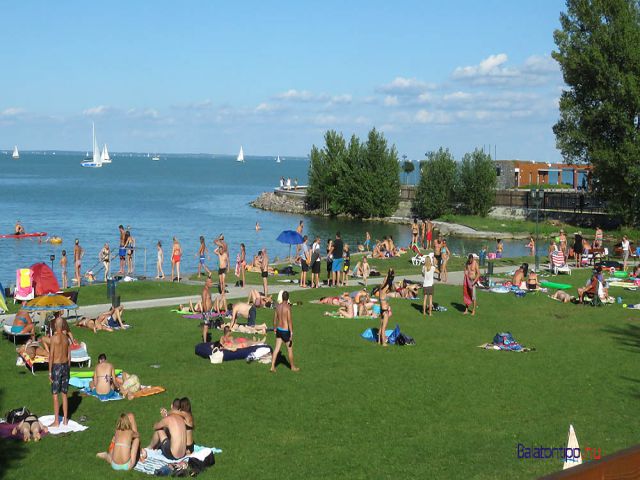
81 123 112 168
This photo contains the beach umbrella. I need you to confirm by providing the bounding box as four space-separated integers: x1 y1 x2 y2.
276 230 304 262
23 293 78 311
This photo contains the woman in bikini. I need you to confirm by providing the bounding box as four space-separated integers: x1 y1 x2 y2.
76 316 113 333
60 250 68 289
410 218 419 247
440 240 450 283
526 270 539 291
377 273 394 346
11 303 36 339
125 231 135 275
97 413 143 471
171 237 182 282
219 326 266 350
100 243 111 281
156 241 165 279
237 243 246 288
11 412 48 442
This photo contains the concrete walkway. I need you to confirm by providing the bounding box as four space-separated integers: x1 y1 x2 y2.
2 265 517 321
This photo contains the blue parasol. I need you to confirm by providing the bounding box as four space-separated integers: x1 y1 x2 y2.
276 230 304 262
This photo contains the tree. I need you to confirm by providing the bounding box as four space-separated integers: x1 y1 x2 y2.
413 148 457 218
306 130 347 214
402 160 415 184
457 149 497 216
553 0 640 225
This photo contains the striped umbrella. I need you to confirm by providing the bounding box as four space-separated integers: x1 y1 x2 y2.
23 293 78 311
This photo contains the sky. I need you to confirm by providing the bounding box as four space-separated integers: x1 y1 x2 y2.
0 0 568 160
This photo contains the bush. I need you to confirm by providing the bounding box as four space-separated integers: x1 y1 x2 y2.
413 148 457 218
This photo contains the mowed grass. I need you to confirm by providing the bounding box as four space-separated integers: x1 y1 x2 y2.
1 270 640 479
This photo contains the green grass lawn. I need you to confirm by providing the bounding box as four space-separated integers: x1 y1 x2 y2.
2 268 640 478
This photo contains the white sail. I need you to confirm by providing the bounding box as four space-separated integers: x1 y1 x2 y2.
81 122 103 168
563 425 582 470
151 154 160 161
236 146 244 162
276 155 281 163
101 144 111 163
12 146 19 159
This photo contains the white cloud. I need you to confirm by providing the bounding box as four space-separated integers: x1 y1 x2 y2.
328 94 352 105
255 102 279 113
443 91 473 102
83 105 111 116
1 107 25 117
414 109 452 124
417 93 432 104
453 53 516 81
312 114 339 126
126 108 159 119
452 53 561 86
275 89 316 102
377 76 436 95
383 95 399 107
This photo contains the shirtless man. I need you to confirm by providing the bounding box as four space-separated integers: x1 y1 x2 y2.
433 237 442 277
73 239 84 285
261 248 269 296
118 225 127 274
229 302 258 328
200 277 214 343
247 288 273 308
90 353 119 395
214 235 229 294
270 291 299 372
15 220 25 235
49 317 71 427
147 407 187 461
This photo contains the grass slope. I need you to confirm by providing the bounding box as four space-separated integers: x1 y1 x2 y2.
2 268 640 478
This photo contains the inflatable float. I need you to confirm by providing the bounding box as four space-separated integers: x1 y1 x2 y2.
540 281 572 290
0 232 47 239
48 236 63 244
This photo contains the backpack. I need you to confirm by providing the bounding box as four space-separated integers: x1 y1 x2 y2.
396 333 415 346
492 332 515 345
6 407 31 424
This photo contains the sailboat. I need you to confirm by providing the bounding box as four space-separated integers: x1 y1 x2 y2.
151 154 160 161
236 146 245 163
101 144 112 164
12 146 19 159
81 123 103 168
276 155 281 163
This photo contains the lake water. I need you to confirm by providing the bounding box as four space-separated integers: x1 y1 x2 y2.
0 151 536 286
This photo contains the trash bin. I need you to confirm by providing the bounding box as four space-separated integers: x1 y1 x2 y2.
107 278 117 299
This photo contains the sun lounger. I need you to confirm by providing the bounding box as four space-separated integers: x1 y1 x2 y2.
549 250 572 275
3 321 33 344
17 341 91 375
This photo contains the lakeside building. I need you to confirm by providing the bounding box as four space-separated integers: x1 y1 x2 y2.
495 160 591 190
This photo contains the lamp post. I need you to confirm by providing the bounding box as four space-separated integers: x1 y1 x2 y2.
49 254 55 272
530 188 543 272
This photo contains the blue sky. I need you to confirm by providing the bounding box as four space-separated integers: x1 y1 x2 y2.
0 0 567 160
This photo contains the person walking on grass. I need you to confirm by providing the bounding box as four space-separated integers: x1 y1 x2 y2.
270 291 299 372
156 241 165 279
463 254 479 316
196 236 211 277
440 240 450 283
411 218 419 247
261 248 269 296
49 317 70 427
422 253 436 316
236 243 247 288
299 236 310 288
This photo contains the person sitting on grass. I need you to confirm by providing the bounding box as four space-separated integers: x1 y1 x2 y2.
512 263 528 289
11 412 48 442
578 270 600 304
11 302 36 340
325 294 354 318
247 288 273 308
219 326 266 351
353 257 371 285
526 270 540 291
97 413 144 471
90 353 122 395
147 400 188 460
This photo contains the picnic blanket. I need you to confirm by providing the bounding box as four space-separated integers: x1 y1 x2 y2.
0 422 49 440
70 376 165 400
37 415 88 435
134 445 221 475
478 332 534 352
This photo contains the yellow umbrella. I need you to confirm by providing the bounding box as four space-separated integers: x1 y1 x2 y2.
24 294 78 311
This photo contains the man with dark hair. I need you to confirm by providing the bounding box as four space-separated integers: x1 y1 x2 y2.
48 317 70 427
331 232 344 287
270 291 299 373
299 235 310 288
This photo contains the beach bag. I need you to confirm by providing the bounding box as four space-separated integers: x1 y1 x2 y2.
6 407 31 424
396 333 415 346
311 250 320 265
210 349 224 364
493 332 516 346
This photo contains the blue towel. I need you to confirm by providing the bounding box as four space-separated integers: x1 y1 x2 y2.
82 387 122 401
361 328 393 342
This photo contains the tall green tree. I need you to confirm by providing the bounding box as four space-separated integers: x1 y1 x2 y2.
553 0 640 225
457 149 497 216
402 160 415 184
413 148 457 218
360 128 401 217
306 130 347 214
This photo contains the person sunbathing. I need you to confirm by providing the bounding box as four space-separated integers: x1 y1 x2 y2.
119 372 141 400
578 273 600 303
372 241 386 259
526 271 540 291
11 303 36 340
319 295 345 305
76 316 113 333
512 263 529 289
11 413 48 442
219 326 266 350
178 300 202 314
550 290 575 303
330 295 354 318
97 413 144 471
247 288 273 308
16 340 49 359
223 321 268 335
90 353 121 395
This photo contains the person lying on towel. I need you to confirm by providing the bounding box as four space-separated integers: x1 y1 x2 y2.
90 353 122 395
220 326 266 351
77 306 126 333
16 340 48 360
11 412 48 442
11 302 36 340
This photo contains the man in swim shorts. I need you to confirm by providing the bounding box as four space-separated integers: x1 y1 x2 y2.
49 317 70 427
299 235 310 288
270 291 299 372
147 408 187 461
261 248 269 296
229 302 257 328
118 225 126 274
200 277 214 342
331 232 344 288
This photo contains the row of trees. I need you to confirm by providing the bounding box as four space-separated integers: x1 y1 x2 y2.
307 128 400 217
413 148 497 218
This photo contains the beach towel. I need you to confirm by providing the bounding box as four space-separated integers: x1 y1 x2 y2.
325 312 376 319
171 309 194 315
37 415 88 435
490 286 510 293
0 422 49 440
361 328 393 342
130 386 166 399
463 273 475 307
82 387 123 401
134 445 221 475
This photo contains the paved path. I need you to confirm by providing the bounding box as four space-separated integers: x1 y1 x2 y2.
1 265 518 322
